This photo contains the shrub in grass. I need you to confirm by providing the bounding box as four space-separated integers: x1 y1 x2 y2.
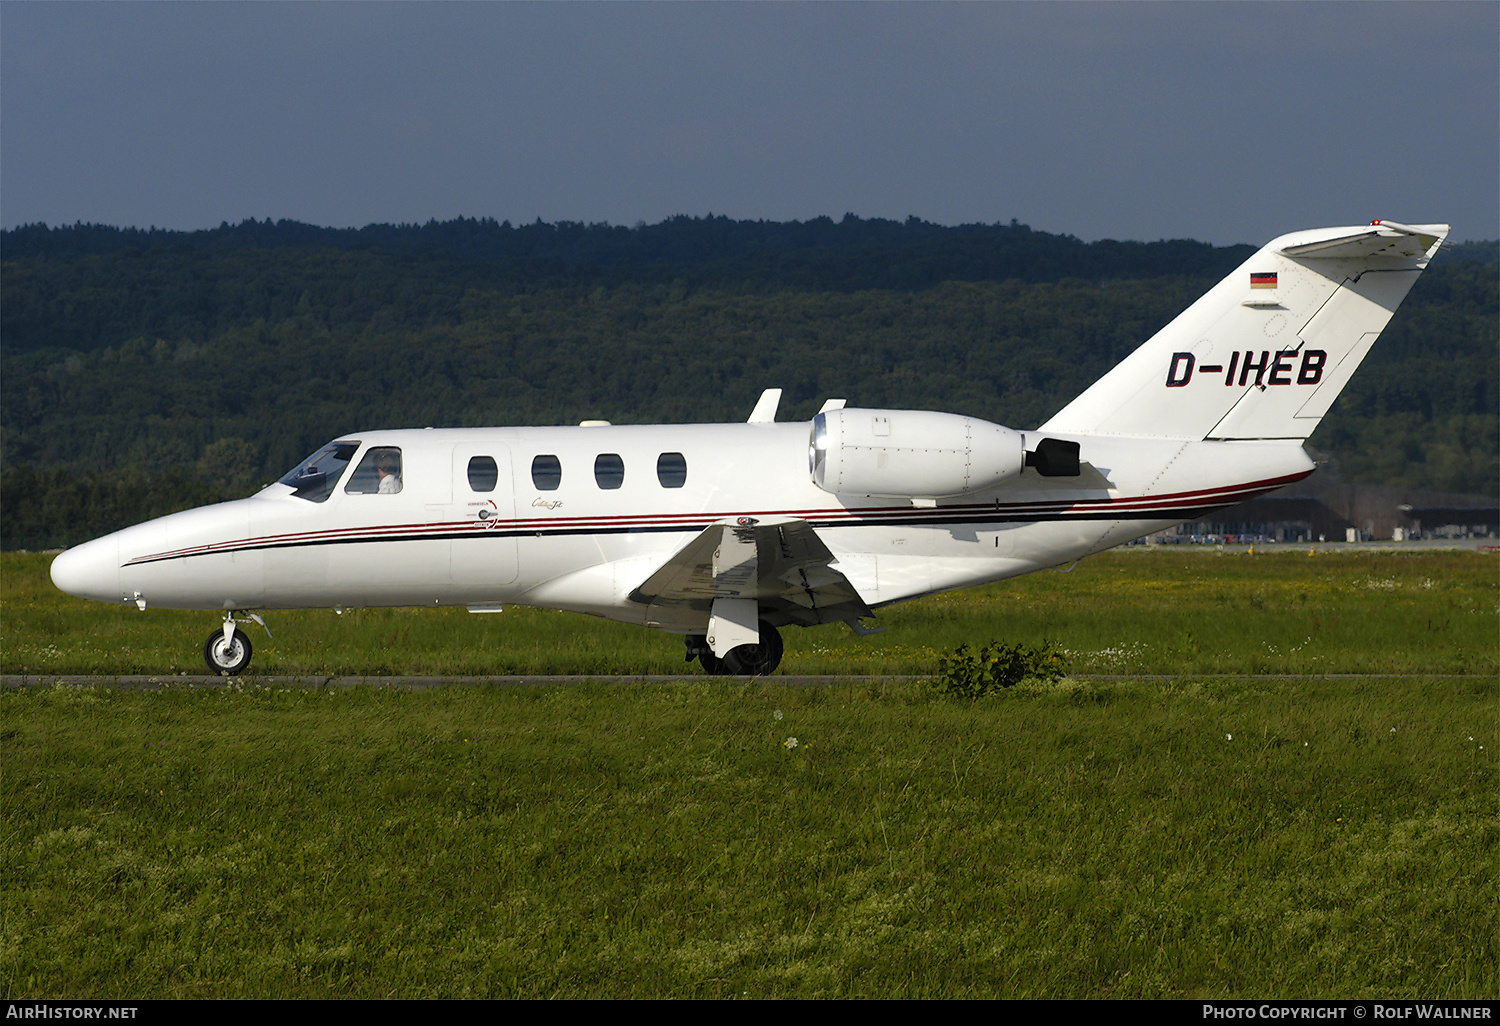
932 639 1065 697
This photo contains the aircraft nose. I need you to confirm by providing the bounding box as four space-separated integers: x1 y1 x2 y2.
49 537 122 603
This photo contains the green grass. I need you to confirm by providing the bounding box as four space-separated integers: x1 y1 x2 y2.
3 549 1496 997
2 677 1494 998
3 549 1496 676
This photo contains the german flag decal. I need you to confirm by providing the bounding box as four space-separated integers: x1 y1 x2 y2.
1250 271 1278 289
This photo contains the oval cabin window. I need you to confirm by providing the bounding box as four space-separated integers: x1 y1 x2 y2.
594 453 624 490
657 452 687 488
531 454 562 491
468 456 498 493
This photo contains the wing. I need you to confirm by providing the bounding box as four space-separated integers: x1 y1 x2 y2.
629 516 874 630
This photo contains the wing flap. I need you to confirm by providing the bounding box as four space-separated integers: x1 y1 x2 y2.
631 517 874 629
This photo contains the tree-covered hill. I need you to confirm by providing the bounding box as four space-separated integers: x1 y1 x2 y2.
1 214 1254 293
2 216 1494 550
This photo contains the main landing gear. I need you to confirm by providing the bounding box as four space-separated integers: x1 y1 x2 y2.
203 612 269 676
686 620 784 676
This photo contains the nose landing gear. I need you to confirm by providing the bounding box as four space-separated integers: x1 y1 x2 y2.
202 612 270 675
204 626 252 675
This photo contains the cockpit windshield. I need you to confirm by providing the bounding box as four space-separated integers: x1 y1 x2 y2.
278 441 359 502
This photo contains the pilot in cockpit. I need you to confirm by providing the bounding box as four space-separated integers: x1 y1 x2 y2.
376 452 403 494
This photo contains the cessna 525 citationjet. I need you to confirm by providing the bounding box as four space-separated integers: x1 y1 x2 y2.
50 220 1448 676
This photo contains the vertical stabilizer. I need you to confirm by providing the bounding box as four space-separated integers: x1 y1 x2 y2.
1039 222 1448 441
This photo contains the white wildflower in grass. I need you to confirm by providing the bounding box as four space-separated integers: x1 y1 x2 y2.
1088 640 1148 668
784 737 798 749
1226 733 1232 741
773 710 783 721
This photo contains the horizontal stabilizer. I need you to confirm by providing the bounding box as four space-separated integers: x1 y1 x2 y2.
1279 223 1444 261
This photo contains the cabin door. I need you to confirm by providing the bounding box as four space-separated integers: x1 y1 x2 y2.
447 443 519 589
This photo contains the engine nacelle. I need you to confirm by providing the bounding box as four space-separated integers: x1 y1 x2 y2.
809 408 1026 498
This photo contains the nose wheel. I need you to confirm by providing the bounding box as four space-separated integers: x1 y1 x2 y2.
203 614 265 675
204 628 252 675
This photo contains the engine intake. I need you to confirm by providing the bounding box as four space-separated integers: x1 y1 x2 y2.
809 409 1026 498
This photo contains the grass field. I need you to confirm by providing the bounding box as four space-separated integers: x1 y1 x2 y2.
2 548 1496 677
2 549 1496 998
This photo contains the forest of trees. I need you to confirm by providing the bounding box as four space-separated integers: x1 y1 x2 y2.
2 215 1495 550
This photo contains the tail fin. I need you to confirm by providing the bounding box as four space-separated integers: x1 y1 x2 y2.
1039 221 1449 441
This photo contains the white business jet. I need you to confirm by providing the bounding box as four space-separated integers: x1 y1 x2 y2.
49 221 1449 676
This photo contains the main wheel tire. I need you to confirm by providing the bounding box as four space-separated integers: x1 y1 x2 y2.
720 621 783 676
699 650 725 675
204 628 252 676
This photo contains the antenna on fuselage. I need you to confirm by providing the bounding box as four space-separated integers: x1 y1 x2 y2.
747 388 782 423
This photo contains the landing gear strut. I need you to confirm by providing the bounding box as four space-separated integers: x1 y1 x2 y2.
686 620 784 676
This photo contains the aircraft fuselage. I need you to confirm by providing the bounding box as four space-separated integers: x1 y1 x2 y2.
51 421 1313 629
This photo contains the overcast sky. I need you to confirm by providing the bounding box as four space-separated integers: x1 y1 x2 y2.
3 2 1495 246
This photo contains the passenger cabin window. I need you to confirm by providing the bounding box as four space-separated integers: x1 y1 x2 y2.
657 452 687 488
594 453 624 490
280 441 359 502
531 454 562 491
344 447 403 494
651 453 687 489
467 455 498 492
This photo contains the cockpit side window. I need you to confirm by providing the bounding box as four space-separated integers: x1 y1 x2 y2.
279 441 359 502
344 447 404 494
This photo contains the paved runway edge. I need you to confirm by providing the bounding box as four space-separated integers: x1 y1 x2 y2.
2 672 1478 690
0 673 915 689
